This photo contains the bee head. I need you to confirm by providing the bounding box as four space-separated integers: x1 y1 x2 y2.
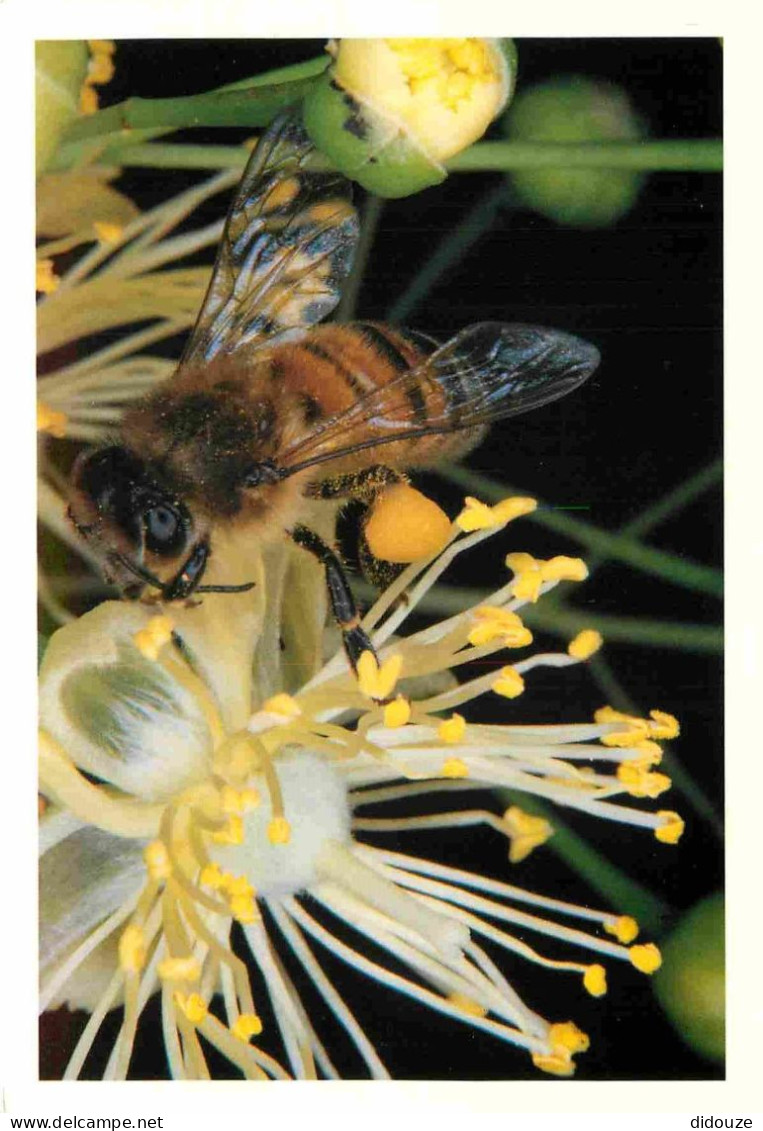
69 446 194 596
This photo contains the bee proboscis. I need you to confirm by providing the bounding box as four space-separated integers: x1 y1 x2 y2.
69 114 600 675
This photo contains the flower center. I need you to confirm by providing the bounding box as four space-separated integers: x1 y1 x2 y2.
210 752 352 898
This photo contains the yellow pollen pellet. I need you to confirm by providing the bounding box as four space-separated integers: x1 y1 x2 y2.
158 955 201 983
492 667 525 699
567 629 603 660
36 259 59 295
629 943 662 975
648 710 680 739
356 650 403 700
449 992 488 1018
267 816 291 845
133 615 174 662
438 713 466 744
262 693 301 718
118 924 146 974
211 816 244 845
384 696 411 728
36 401 68 438
93 220 123 244
144 840 172 881
441 757 469 779
232 1012 264 1041
583 965 607 997
174 992 207 1025
229 894 259 924
605 915 639 944
364 484 451 563
655 810 685 844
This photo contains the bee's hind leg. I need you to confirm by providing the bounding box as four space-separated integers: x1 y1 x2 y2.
290 524 380 687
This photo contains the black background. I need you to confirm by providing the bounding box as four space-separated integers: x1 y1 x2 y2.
42 38 722 1082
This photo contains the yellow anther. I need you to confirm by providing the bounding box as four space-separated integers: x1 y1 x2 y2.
532 1021 589 1076
36 259 59 295
222 873 256 899
491 666 525 699
144 840 172 881
229 894 259 924
541 556 588 583
449 992 488 1018
356 650 403 700
158 955 201 984
239 787 261 810
655 810 685 845
36 401 67 438
232 1012 264 1041
531 1050 575 1077
616 763 672 799
365 484 451 563
441 757 469 779
174 992 208 1025
79 85 100 115
200 862 224 889
567 629 603 660
629 943 662 975
93 220 123 244
648 710 680 739
262 693 301 718
595 705 653 747
467 607 533 648
118 924 146 974
549 1021 590 1053
211 816 244 845
583 964 607 997
604 915 639 944
503 806 553 863
631 740 663 765
267 816 291 845
383 695 411 728
133 615 174 662
456 495 537 532
438 713 466 744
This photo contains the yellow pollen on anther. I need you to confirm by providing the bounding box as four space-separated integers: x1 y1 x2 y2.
211 816 244 845
631 740 663 765
492 666 525 699
629 943 662 974
532 1020 589 1076
232 1013 264 1041
503 806 553 863
158 956 202 984
356 650 403 700
567 629 603 660
174 992 208 1025
144 840 172 881
133 615 174 662
36 401 68 438
118 924 146 974
648 710 680 739
384 696 411 728
36 259 59 295
654 811 685 845
456 495 537 532
93 220 124 244
448 991 488 1018
79 85 100 115
605 916 639 944
550 1021 590 1053
438 713 466 743
467 607 533 648
267 816 291 845
441 757 469 779
616 763 672 799
222 873 256 899
200 862 224 889
262 693 301 718
583 965 607 997
229 894 259 924
542 556 589 583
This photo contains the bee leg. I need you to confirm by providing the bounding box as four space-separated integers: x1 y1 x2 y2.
307 464 406 503
290 524 378 680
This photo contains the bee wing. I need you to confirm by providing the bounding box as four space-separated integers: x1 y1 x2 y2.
280 323 600 475
181 114 359 365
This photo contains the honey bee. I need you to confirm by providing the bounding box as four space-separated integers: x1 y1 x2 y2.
69 114 600 673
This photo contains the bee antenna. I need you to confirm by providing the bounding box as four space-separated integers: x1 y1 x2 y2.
113 553 167 592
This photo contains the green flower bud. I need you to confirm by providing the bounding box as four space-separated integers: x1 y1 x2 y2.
35 40 89 174
304 38 516 198
654 893 725 1063
504 75 646 227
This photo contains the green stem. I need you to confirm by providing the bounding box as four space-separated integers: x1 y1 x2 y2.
387 183 511 323
498 791 669 933
447 138 723 173
51 142 251 172
619 458 722 541
440 465 723 598
587 653 723 836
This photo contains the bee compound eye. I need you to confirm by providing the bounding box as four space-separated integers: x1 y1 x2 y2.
143 503 186 555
